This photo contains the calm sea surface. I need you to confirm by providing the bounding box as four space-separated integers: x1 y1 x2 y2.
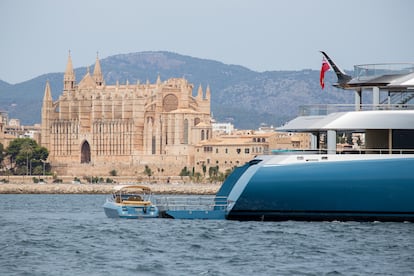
0 194 413 276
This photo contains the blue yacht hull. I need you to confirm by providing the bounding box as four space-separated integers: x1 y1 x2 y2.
225 158 414 222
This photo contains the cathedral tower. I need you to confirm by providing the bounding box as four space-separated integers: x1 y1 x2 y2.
42 53 213 177
63 51 75 91
93 53 103 86
41 81 53 149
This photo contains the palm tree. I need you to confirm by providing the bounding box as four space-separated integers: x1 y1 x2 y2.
144 165 152 180
20 142 33 175
0 143 5 171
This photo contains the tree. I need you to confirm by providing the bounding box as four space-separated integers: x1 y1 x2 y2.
346 133 353 145
179 166 190 177
208 166 219 179
194 172 202 182
224 168 234 179
33 146 48 161
7 138 35 167
32 166 44 176
202 164 207 177
6 138 49 175
20 141 33 175
144 165 152 180
0 143 4 170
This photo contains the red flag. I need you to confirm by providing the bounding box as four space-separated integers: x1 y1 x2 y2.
320 58 330 89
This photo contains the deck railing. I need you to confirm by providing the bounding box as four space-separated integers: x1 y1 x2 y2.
155 195 228 211
354 63 414 81
267 148 414 155
299 104 414 116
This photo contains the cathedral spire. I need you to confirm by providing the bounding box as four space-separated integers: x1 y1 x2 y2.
156 74 161 85
64 51 75 91
206 85 211 100
65 50 74 75
197 84 203 100
41 80 53 149
93 52 103 86
43 80 52 102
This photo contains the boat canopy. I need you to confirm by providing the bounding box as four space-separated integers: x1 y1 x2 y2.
112 185 152 193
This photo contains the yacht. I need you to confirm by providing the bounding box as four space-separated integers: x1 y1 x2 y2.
222 52 414 221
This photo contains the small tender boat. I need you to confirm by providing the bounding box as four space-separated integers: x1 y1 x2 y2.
103 185 159 219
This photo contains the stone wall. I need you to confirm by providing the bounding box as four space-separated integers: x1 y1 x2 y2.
0 182 221 195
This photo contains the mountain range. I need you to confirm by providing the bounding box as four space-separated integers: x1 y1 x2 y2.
0 51 353 129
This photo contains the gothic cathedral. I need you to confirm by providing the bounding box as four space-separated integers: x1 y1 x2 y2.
41 53 212 177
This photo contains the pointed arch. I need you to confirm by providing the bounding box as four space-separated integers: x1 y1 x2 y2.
183 119 189 144
151 136 156 154
81 141 91 164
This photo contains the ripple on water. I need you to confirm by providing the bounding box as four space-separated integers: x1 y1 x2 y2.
1 194 413 276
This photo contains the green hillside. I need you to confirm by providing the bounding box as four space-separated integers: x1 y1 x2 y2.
0 51 352 129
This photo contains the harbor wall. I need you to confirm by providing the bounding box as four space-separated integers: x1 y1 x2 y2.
0 182 221 195
0 175 191 185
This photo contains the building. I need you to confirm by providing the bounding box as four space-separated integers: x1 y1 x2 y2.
0 111 6 145
212 122 234 135
0 112 30 148
194 131 311 173
272 132 311 150
41 53 212 177
4 118 41 142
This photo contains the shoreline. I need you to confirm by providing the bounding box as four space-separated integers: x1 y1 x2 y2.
0 183 221 195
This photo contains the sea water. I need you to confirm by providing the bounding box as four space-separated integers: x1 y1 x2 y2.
0 194 413 276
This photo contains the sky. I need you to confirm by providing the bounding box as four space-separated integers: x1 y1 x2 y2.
1 0 413 84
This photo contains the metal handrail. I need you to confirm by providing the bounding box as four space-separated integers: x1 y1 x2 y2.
354 63 414 80
267 148 414 155
337 148 414 154
155 196 228 211
299 104 414 116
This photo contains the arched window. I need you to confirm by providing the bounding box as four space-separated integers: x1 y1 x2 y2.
81 141 91 164
152 136 156 154
183 119 188 144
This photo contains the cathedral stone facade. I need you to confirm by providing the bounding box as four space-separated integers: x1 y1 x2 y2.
41 54 212 177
